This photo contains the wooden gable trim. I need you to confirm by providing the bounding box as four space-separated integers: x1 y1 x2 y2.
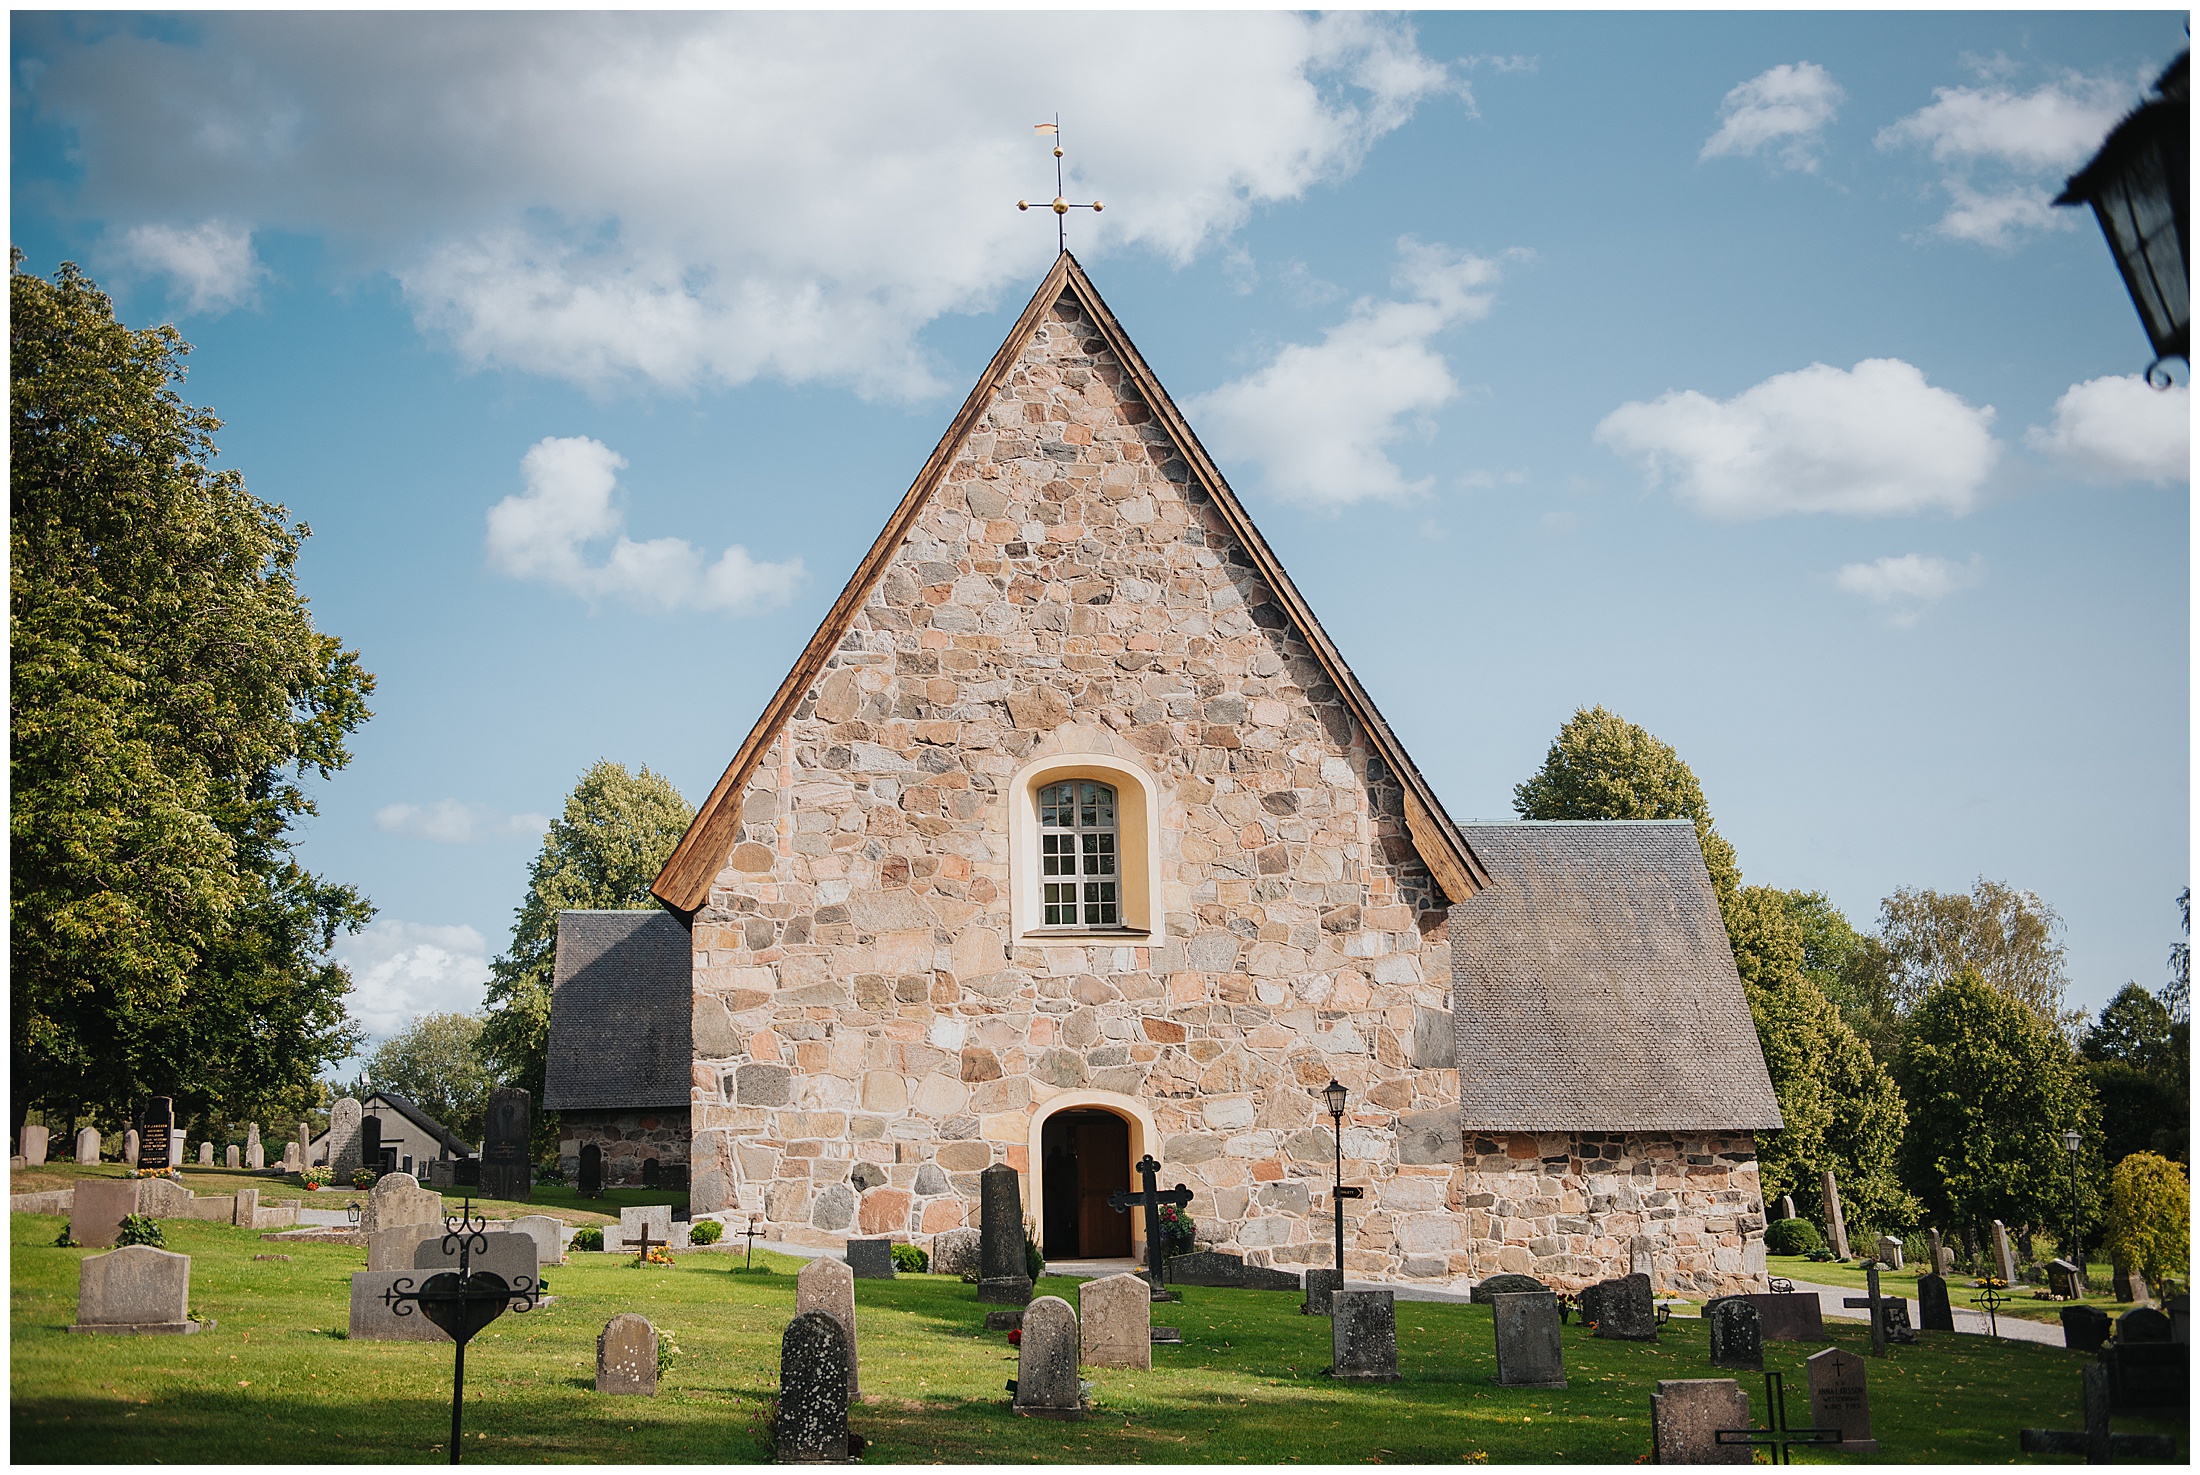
652 251 1485 917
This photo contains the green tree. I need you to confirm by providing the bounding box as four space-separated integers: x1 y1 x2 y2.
367 1013 494 1143
1895 969 2100 1243
2103 1151 2189 1292
11 257 372 1139
478 761 694 1112
2082 982 2185 1082
1878 880 2077 1038
2081 981 2188 1164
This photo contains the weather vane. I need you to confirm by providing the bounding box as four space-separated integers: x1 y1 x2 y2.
1017 117 1102 253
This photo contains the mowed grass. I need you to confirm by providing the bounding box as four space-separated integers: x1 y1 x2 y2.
11 1212 2184 1464
1767 1254 2135 1326
13 1162 632 1226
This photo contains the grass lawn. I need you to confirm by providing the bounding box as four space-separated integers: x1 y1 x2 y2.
1766 1254 2137 1326
11 1163 627 1227
12 1212 2186 1465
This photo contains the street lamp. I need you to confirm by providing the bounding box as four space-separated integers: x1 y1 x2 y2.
2062 1129 2085 1279
2054 51 2188 385
1324 1079 1349 1279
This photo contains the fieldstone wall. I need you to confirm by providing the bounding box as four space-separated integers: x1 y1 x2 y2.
559 1109 690 1187
686 290 1464 1279
1460 1131 1769 1296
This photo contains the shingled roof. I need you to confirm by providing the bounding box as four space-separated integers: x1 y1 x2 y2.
1448 820 1782 1133
543 910 693 1113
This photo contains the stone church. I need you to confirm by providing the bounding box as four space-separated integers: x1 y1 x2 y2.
544 252 1781 1296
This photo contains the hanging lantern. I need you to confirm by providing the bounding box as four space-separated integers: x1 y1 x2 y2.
2055 52 2188 384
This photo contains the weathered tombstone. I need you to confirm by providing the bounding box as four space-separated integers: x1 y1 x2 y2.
1079 1272 1152 1370
232 1187 260 1227
296 1120 313 1167
1331 1289 1400 1381
1806 1346 1878 1453
796 1255 860 1397
1820 1169 1850 1260
1916 1273 1955 1333
2169 1294 2189 1344
2022 1361 2183 1461
2045 1258 2083 1299
977 1162 1032 1304
1776 1195 1796 1222
225 1145 241 1169
1493 1290 1565 1388
348 1270 452 1342
1991 1220 2017 1284
578 1142 602 1196
360 1115 383 1175
1583 1271 1658 1340
1874 1234 1904 1270
357 1172 441 1235
481 1086 531 1201
643 1157 660 1188
931 1227 981 1277
367 1222 446 1271
2100 1341 2188 1414
415 1231 539 1299
22 1124 49 1166
76 1126 101 1164
510 1215 565 1267
776 1312 853 1460
167 1132 184 1168
327 1097 363 1175
2112 1259 2141 1302
1651 1379 1750 1464
1743 1291 1829 1342
69 1179 141 1250
123 1129 139 1166
1926 1228 1946 1275
1470 1272 1548 1304
1880 1298 1916 1345
620 1204 673 1258
597 1313 658 1395
198 1141 214 1166
845 1237 896 1279
1013 1295 1083 1416
69 1245 201 1335
1706 1297 1764 1371
282 1141 301 1171
2118 1306 2173 1342
136 1097 173 1174
2061 1305 2113 1351
245 1123 264 1171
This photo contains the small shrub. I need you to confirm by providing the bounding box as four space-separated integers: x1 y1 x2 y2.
657 1325 681 1380
53 1226 78 1248
535 1161 568 1186
1159 1202 1195 1254
891 1242 929 1274
959 1268 980 1285
299 1165 332 1189
572 1226 604 1252
115 1214 164 1248
1804 1247 1837 1262
350 1168 378 1188
1766 1218 1823 1256
1023 1219 1045 1281
689 1218 724 1246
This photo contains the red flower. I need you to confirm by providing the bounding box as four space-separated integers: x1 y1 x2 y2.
1007 1328 1022 1346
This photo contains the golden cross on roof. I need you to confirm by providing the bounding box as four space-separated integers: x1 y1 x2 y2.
1017 117 1102 253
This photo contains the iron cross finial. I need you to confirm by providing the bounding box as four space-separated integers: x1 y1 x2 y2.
1017 117 1102 253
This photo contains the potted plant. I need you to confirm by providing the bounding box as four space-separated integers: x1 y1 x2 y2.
300 1165 332 1191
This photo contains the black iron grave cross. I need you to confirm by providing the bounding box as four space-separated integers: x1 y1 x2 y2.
1108 1154 1193 1298
381 1199 539 1464
743 1213 764 1270
1714 1371 1843 1465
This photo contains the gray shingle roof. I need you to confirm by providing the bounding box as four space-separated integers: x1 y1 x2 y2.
1448 820 1783 1133
543 910 693 1113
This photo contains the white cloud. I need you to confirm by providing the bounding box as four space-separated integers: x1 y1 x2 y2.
24 13 1464 399
485 436 805 614
1834 553 1985 626
375 800 550 845
2024 375 2191 485
1187 238 1503 508
1596 358 2000 519
109 219 266 313
1932 183 2067 249
1701 62 1845 172
333 920 492 1039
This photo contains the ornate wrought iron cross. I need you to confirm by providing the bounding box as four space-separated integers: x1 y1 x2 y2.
1714 1371 1842 1465
380 1200 539 1464
1108 1154 1192 1296
1017 118 1102 253
744 1212 765 1270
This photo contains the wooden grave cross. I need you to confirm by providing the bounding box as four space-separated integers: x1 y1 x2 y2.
622 1219 667 1261
1842 1261 1893 1357
1109 1153 1193 1297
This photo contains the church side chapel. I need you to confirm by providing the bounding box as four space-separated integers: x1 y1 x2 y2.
550 251 1781 1295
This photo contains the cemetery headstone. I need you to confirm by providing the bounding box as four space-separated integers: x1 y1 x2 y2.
232 1187 260 1227
168 1132 184 1168
1991 1220 2017 1284
349 1271 454 1342
327 1097 364 1175
1707 1297 1765 1371
481 1086 531 1201
297 1121 313 1167
1166 1249 1298 1291
620 1204 673 1258
123 1130 139 1166
1806 1347 1878 1453
796 1255 860 1397
225 1145 241 1169
1583 1271 1658 1340
1651 1379 1750 1464
1916 1273 1955 1333
69 1179 141 1249
2061 1305 2113 1351
2112 1260 2143 1302
1745 1291 1830 1342
136 1097 173 1174
1013 1295 1083 1417
1874 1235 1904 1270
1776 1195 1796 1222
368 1223 446 1271
415 1231 540 1301
643 1157 660 1188
2169 1294 2188 1344
597 1313 658 1395
578 1142 602 1196
1471 1272 1548 1304
931 1227 981 1277
845 1237 896 1280
76 1126 101 1164
2021 1361 2182 1462
1079 1272 1152 1370
977 1162 1033 1305
1331 1289 1400 1381
282 1141 301 1171
357 1172 442 1235
1926 1228 1945 1275
1880 1298 1916 1344
2117 1306 2173 1343
2101 1340 2188 1415
360 1115 383 1175
1820 1169 1850 1260
776 1311 854 1460
2045 1258 2083 1299
198 1142 214 1166
245 1123 264 1170
21 1124 49 1166
1492 1290 1566 1388
510 1215 565 1267
1302 1267 1342 1316
69 1245 201 1335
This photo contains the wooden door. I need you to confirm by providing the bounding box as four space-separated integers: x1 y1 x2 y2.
1074 1116 1132 1257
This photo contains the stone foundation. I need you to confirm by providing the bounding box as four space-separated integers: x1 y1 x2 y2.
558 1109 690 1187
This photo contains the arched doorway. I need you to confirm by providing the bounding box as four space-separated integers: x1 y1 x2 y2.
1038 1109 1132 1258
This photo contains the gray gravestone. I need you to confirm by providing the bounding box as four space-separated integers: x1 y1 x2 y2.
1167 1249 1298 1291
2062 1305 2113 1351
510 1215 565 1267
349 1270 453 1342
76 1126 101 1164
232 1188 260 1227
1745 1291 1830 1342
1493 1290 1565 1388
1881 1298 1916 1344
358 1172 441 1235
198 1141 214 1166
1807 1346 1877 1452
619 1204 673 1257
245 1124 264 1171
977 1163 1033 1304
1776 1195 1795 1222
1926 1228 1946 1275
225 1145 241 1169
1303 1267 1342 1316
1652 1379 1750 1464
69 1179 140 1249
297 1121 313 1167
168 1131 184 1168
2169 1295 2188 1343
327 1098 363 1175
136 1097 173 1174
1821 1169 1850 1260
1707 1297 1765 1371
414 1231 540 1302
282 1141 301 1171
1331 1289 1400 1381
597 1313 658 1395
845 1237 896 1280
1916 1273 1955 1333
1991 1220 2017 1284
931 1227 981 1276
2117 1306 2173 1343
70 1245 200 1335
22 1124 49 1166
1013 1295 1082 1416
1079 1271 1151 1370
481 1086 531 1201
367 1223 445 1271
1583 1271 1658 1340
1471 1272 1548 1303
1874 1235 1904 1270
797 1255 860 1397
123 1130 139 1166
776 1311 853 1460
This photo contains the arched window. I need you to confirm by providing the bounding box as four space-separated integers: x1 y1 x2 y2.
1039 779 1119 926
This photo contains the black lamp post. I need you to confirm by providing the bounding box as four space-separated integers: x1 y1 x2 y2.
2055 51 2189 385
2062 1128 2084 1275
1324 1078 1349 1278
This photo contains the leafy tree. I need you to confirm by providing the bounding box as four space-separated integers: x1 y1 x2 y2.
2082 983 2185 1083
1878 880 2078 1038
1749 972 1916 1232
1896 969 2100 1243
367 1013 494 1143
2103 1151 2189 1292
11 257 372 1139
478 761 693 1112
2085 1060 2186 1168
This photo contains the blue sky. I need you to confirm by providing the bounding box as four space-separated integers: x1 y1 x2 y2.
12 10 2189 1068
